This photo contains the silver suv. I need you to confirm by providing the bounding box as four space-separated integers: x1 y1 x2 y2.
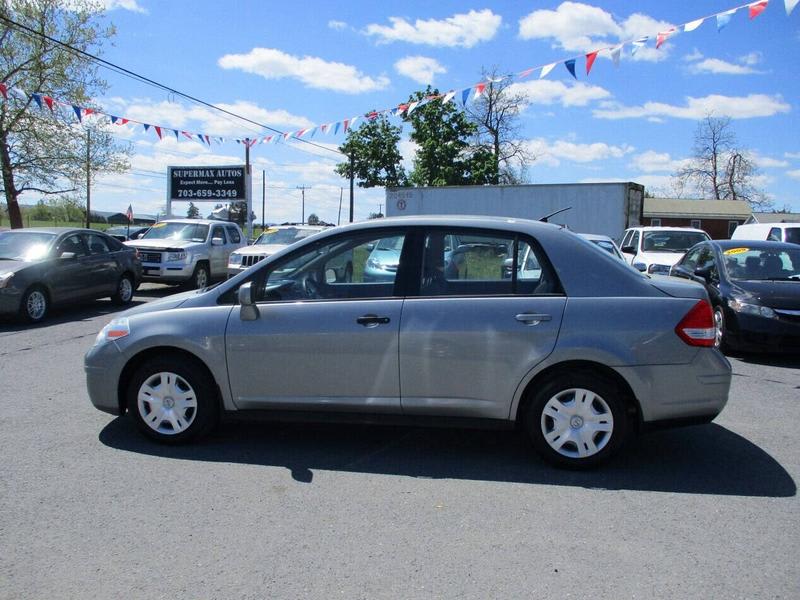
87 216 730 469
126 219 245 288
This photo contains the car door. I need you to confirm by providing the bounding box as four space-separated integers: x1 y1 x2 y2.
49 233 93 302
208 225 227 276
398 228 566 420
225 229 409 413
82 233 119 297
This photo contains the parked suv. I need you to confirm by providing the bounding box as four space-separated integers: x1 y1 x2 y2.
126 219 245 288
620 226 710 275
730 222 800 245
227 224 328 277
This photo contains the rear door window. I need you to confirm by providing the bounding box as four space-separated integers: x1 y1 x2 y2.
226 226 241 244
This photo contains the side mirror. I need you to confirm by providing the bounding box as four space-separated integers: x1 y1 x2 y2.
60 251 76 259
671 265 691 279
325 268 338 284
211 237 224 246
238 282 260 321
633 262 647 272
694 266 716 284
621 245 636 254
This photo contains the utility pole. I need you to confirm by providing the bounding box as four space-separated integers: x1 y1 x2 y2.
261 169 266 231
296 185 306 224
349 153 354 223
338 187 343 226
85 129 91 229
378 203 383 217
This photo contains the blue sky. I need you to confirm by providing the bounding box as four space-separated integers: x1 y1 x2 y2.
82 0 800 223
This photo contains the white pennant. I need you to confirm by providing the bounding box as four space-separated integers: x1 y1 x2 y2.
350 115 359 128
787 0 799 14
406 101 420 115
539 63 556 79
684 18 704 32
442 90 456 104
610 45 622 66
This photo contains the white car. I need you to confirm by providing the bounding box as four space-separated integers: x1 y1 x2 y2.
228 224 329 277
619 227 710 275
579 233 626 261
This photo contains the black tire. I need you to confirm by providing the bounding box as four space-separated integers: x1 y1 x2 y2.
524 372 628 470
111 273 135 305
127 355 220 444
20 285 49 323
713 306 728 352
188 262 210 290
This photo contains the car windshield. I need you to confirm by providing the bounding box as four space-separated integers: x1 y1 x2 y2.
375 236 404 251
642 231 708 253
141 222 209 242
255 227 319 245
785 227 800 245
723 247 800 281
0 231 56 260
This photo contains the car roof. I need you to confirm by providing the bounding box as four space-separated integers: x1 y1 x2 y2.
159 219 239 226
711 240 799 251
628 226 708 233
0 227 95 235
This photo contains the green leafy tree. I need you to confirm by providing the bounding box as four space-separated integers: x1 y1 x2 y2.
307 213 320 225
335 114 406 188
186 201 200 218
0 0 130 228
403 87 497 187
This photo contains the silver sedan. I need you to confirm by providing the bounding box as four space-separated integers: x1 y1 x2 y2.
85 216 731 469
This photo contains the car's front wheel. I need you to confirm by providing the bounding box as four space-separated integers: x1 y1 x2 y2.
127 355 219 444
20 285 49 323
524 372 628 469
713 306 728 351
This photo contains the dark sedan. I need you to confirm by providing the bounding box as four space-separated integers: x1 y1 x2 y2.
0 228 142 323
105 225 150 242
670 240 800 353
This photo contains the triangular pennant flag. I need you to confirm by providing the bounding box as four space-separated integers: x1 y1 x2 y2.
366 111 378 120
110 115 118 124
474 82 487 98
31 93 42 109
631 36 649 56
42 96 54 111
143 124 150 132
307 127 317 138
656 29 676 49
585 51 599 75
321 123 329 134
749 1 768 19
154 126 162 139
296 128 307 138
334 122 341 135
519 68 534 79
610 45 622 67
197 133 205 144
407 100 420 115
0 83 6 99
442 91 456 104
118 118 129 125
72 105 83 122
684 18 705 32
717 9 736 31
350 115 359 128
182 131 194 140
84 108 95 116
172 129 179 141
343 119 350 133
461 88 471 105
540 63 556 78
787 0 800 15
205 135 211 145
564 59 577 79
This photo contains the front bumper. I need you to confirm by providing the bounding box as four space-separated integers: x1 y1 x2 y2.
140 261 194 283
0 287 23 317
84 340 128 415
726 310 800 353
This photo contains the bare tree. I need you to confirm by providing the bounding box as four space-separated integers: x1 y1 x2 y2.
674 115 771 209
465 66 535 185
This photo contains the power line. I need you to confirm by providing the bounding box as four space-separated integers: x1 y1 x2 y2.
0 13 345 157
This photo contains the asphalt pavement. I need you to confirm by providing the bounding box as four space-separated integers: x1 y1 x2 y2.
1 284 798 599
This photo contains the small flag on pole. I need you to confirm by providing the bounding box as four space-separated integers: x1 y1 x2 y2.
126 204 134 223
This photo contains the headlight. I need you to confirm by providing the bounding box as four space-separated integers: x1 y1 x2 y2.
0 271 14 289
728 298 777 319
228 254 243 265
167 251 187 262
95 317 130 345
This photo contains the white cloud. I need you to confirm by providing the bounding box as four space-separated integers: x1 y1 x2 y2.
787 169 800 180
783 152 800 159
749 151 789 168
394 56 446 84
629 150 690 173
101 0 147 13
518 2 674 62
218 48 390 94
364 9 501 48
740 52 763 67
594 94 791 120
688 58 759 75
508 80 611 108
328 20 347 31
526 137 634 167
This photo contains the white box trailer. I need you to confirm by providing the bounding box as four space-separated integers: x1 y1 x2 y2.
385 182 644 240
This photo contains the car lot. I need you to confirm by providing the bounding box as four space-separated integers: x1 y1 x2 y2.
1 283 799 598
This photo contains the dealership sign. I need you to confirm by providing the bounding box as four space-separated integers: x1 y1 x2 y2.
168 165 246 201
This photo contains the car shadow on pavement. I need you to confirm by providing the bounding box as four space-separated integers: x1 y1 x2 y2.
99 418 796 498
0 299 147 333
731 352 800 369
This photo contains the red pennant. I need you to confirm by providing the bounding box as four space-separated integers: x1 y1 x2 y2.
0 83 6 99
656 29 674 49
749 1 768 19
182 131 194 140
154 126 162 139
343 119 350 133
43 96 54 111
519 68 534 79
117 118 129 125
84 108 95 116
586 51 599 75
474 82 486 96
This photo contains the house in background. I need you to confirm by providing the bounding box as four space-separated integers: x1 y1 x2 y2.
745 212 800 225
642 198 752 239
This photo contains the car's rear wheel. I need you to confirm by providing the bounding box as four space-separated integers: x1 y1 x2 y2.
20 285 49 323
127 355 219 444
524 372 628 469
111 273 134 305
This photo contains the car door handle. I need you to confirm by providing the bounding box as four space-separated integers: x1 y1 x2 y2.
356 314 391 327
515 313 552 325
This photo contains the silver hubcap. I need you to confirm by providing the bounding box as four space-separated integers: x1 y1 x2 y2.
196 268 208 288
137 371 198 435
119 277 133 302
26 291 46 320
541 388 614 459
714 310 723 348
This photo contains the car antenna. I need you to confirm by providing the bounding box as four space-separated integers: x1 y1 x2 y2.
539 206 572 223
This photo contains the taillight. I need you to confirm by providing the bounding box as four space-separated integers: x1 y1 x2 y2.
675 299 715 347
